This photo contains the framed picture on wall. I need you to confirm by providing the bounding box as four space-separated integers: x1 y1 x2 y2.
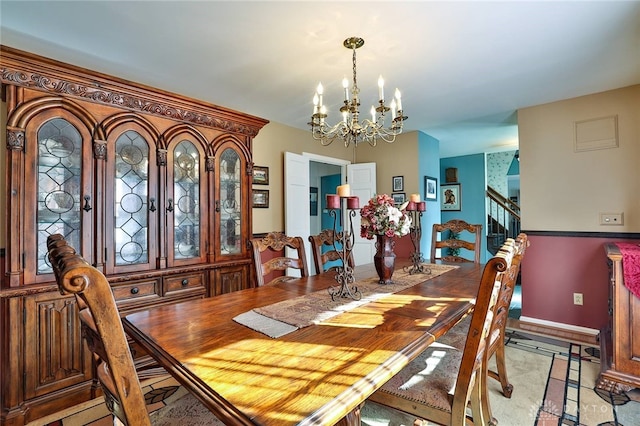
440 184 461 211
309 187 318 216
252 166 269 185
392 176 404 192
391 192 406 204
424 176 438 201
252 189 269 208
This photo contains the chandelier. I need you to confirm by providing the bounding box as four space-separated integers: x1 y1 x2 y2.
310 37 407 148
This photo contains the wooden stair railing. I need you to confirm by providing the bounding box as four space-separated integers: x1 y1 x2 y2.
487 186 521 255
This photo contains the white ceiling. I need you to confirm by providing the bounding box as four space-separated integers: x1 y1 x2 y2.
2 1 639 158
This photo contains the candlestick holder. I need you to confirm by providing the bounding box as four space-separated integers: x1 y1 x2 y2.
403 202 431 275
326 195 362 301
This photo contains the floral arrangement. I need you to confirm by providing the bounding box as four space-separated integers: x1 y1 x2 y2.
360 194 412 239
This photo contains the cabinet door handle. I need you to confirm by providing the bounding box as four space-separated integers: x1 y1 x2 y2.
181 279 189 287
149 197 157 212
167 198 174 212
215 200 220 212
83 195 92 212
130 287 139 295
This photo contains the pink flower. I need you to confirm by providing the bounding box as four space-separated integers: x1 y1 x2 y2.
359 194 412 240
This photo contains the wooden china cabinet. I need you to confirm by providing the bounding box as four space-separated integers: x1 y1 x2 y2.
597 243 640 393
0 46 268 425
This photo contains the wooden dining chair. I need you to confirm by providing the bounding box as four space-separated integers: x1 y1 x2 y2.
250 231 309 286
437 233 529 398
431 219 483 263
47 234 218 425
367 239 516 425
308 229 355 274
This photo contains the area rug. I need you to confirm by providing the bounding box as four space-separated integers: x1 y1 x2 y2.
361 330 640 426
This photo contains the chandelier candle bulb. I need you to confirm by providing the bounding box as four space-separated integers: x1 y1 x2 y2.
410 193 421 202
371 106 376 123
395 88 402 111
343 77 349 101
326 194 340 209
337 184 351 197
378 75 385 101
390 100 397 120
347 196 360 210
317 83 323 107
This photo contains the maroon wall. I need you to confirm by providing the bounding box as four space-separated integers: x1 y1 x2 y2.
521 234 640 330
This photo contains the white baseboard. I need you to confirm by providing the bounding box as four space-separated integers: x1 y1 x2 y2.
519 316 599 336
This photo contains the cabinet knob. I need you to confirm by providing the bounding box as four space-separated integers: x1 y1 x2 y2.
181 279 189 287
130 287 139 295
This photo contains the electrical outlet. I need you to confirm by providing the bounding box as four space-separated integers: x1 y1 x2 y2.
573 293 583 305
599 212 624 225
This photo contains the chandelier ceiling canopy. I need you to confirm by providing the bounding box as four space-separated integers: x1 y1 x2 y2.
310 37 407 148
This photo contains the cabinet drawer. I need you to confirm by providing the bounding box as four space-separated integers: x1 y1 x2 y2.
164 273 206 297
112 280 160 303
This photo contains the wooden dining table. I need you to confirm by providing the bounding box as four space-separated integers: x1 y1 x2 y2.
122 261 484 426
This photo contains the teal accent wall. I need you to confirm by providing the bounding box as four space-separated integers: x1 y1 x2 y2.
417 131 440 260
440 154 487 263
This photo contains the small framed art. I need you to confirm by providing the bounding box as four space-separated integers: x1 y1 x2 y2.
252 166 269 185
309 187 318 216
252 189 269 208
424 176 438 201
392 176 404 192
441 184 461 211
391 192 406 205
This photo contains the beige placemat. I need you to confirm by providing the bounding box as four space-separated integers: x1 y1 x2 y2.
233 264 458 337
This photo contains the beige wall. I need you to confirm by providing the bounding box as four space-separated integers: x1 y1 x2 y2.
355 132 420 201
251 122 352 233
519 84 640 232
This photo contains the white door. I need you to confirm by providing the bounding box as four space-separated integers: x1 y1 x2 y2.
347 163 377 266
285 153 376 272
284 152 311 277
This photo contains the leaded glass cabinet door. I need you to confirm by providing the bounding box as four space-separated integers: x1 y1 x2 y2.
24 110 94 284
167 137 207 266
105 127 158 274
215 142 248 260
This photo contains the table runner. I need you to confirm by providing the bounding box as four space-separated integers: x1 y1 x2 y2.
615 242 640 299
234 264 458 338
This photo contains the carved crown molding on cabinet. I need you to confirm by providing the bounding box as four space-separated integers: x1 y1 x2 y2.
0 45 268 137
